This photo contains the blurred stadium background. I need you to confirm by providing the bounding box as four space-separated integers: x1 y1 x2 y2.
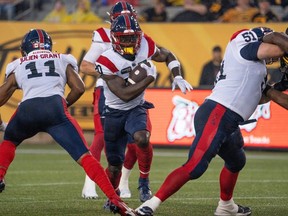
0 0 288 215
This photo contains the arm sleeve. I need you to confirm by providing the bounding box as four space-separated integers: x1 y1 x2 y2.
5 59 20 78
62 54 79 73
240 42 261 61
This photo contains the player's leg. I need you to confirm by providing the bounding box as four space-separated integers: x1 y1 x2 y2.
0 100 46 193
126 105 153 202
82 87 105 199
0 140 16 192
215 128 251 216
119 142 137 198
135 140 153 202
136 100 235 215
102 107 130 210
48 100 135 215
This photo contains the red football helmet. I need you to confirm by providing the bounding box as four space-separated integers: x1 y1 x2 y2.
109 1 137 22
110 14 142 58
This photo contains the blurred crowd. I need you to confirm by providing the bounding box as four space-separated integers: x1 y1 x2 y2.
1 0 288 22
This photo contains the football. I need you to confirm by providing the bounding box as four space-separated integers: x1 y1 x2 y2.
127 61 151 85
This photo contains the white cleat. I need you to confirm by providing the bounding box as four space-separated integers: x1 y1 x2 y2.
82 175 99 199
119 187 132 198
214 199 251 216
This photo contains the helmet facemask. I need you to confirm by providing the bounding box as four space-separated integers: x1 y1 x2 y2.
111 31 142 56
110 14 142 59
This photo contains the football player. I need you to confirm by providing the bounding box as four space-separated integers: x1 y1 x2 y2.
136 27 288 216
0 29 135 216
80 1 192 202
95 13 188 210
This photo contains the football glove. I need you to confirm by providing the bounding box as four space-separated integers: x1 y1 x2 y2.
273 73 288 91
172 76 193 94
279 55 288 74
0 122 7 132
140 61 157 80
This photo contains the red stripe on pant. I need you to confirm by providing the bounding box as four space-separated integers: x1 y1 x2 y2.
184 103 226 172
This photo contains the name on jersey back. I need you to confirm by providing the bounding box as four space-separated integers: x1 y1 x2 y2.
20 53 61 64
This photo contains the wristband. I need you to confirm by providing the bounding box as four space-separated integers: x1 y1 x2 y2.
168 60 180 71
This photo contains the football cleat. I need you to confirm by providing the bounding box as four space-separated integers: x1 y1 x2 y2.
0 179 5 193
136 206 154 216
104 198 136 216
119 187 132 198
138 178 152 202
81 175 98 199
214 203 252 216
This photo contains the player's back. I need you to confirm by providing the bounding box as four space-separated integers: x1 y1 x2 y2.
6 50 78 103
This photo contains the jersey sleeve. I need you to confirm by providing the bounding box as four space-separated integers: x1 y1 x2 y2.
143 34 157 58
61 54 79 73
232 29 262 62
92 28 111 43
5 59 19 78
96 55 119 75
83 42 110 63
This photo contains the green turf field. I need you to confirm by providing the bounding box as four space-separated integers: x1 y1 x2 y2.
0 143 287 216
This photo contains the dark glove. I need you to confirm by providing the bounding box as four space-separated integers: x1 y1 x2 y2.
263 84 271 96
279 55 288 74
273 73 288 91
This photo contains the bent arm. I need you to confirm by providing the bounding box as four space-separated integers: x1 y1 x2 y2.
66 64 85 107
0 73 18 106
80 60 101 78
152 47 182 77
257 32 288 60
266 88 288 110
104 75 155 102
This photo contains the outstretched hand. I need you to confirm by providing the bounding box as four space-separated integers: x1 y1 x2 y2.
172 76 193 94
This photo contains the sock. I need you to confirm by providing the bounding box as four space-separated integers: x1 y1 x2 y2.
105 167 122 190
138 196 162 212
219 166 239 201
81 154 118 200
136 144 153 179
0 141 16 179
124 143 137 170
119 166 132 187
217 198 238 212
155 166 190 202
89 132 104 161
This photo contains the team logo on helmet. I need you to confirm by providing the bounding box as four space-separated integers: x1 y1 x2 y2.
20 29 53 57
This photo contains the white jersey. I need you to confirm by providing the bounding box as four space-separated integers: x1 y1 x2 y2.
6 50 78 103
83 27 112 87
207 29 267 121
96 35 157 110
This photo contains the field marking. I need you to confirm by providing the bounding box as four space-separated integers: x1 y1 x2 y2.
7 178 288 187
1 197 288 203
16 149 288 160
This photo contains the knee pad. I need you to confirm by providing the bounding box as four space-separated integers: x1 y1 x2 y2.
226 149 246 172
